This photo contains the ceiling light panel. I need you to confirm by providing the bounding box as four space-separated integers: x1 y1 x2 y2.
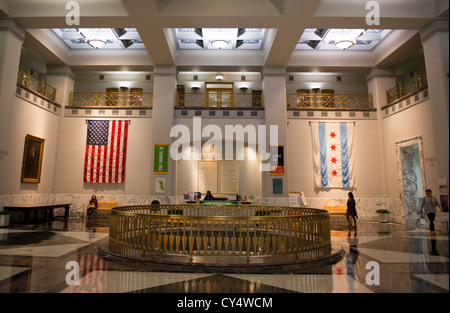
172 28 268 50
52 28 146 50
296 28 392 51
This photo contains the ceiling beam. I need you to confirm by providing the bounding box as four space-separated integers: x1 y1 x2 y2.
263 0 322 66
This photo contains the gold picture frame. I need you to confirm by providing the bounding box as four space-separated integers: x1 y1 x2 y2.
21 134 45 183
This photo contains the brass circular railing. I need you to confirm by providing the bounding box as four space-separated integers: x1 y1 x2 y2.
108 204 331 265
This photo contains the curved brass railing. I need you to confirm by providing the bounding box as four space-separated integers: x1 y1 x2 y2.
17 68 57 102
386 69 427 104
108 204 331 264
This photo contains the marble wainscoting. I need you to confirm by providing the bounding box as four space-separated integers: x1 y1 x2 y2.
302 197 405 224
0 193 57 207
0 194 178 217
54 194 178 217
5 194 443 230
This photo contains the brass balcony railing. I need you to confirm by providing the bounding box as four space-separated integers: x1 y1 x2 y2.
176 93 263 108
17 68 57 102
287 93 373 109
386 69 428 105
69 91 153 107
109 204 331 264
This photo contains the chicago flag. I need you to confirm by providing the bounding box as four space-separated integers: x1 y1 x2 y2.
311 122 354 188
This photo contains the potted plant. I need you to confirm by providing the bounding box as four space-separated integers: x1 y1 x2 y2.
0 210 11 227
376 209 391 223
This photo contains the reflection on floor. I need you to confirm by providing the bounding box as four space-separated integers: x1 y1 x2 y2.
0 217 448 293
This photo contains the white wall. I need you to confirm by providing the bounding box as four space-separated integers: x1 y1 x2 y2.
2 96 60 195
73 72 153 93
381 98 436 198
173 117 265 200
55 116 154 195
286 118 385 199
286 73 369 95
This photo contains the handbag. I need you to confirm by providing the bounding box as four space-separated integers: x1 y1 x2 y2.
419 212 426 225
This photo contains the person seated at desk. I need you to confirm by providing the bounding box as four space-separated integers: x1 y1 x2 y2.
203 191 214 201
86 195 98 219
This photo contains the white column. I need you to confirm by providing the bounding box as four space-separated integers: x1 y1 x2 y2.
0 17 25 195
366 68 397 197
45 66 77 107
261 67 288 205
420 17 449 192
46 66 77 193
151 66 177 200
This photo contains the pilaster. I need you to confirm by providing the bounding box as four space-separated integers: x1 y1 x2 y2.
419 17 449 193
261 67 288 203
151 65 177 199
0 17 25 195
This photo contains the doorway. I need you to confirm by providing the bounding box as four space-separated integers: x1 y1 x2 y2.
396 137 426 227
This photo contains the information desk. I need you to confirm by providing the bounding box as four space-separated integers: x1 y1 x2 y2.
186 201 252 205
4 203 71 225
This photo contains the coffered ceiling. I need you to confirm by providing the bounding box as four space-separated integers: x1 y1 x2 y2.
1 0 448 73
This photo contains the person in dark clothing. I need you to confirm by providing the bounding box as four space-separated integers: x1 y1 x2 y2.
86 195 98 219
419 189 441 235
345 192 358 229
203 191 214 201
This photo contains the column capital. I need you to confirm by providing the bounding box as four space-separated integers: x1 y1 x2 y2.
365 68 396 83
0 17 25 43
262 67 286 78
420 17 449 43
153 65 177 78
46 65 77 81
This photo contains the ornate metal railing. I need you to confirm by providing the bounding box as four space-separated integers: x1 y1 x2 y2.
176 93 263 108
287 93 373 109
69 91 153 107
109 204 331 264
386 69 428 104
17 68 57 102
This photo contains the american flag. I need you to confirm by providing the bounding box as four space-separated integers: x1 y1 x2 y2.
72 254 107 293
84 120 129 183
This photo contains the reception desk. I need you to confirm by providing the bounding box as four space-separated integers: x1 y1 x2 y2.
185 200 252 205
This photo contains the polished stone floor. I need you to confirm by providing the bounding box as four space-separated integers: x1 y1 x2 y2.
0 217 448 296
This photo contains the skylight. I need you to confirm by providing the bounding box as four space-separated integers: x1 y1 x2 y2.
296 29 393 51
51 28 146 50
171 28 269 50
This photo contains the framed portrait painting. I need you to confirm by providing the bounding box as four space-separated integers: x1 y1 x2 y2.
21 134 45 183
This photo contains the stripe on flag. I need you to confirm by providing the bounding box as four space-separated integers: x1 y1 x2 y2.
84 120 129 183
311 122 354 188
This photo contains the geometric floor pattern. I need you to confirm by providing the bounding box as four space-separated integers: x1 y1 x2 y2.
0 218 448 298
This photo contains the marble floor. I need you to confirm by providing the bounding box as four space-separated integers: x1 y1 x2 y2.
0 217 448 299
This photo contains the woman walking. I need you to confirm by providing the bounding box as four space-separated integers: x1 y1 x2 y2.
346 192 358 229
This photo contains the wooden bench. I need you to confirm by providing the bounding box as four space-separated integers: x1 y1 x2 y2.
90 201 117 218
5 203 71 224
323 205 347 215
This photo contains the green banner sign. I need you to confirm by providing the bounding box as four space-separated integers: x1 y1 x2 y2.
154 144 168 174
